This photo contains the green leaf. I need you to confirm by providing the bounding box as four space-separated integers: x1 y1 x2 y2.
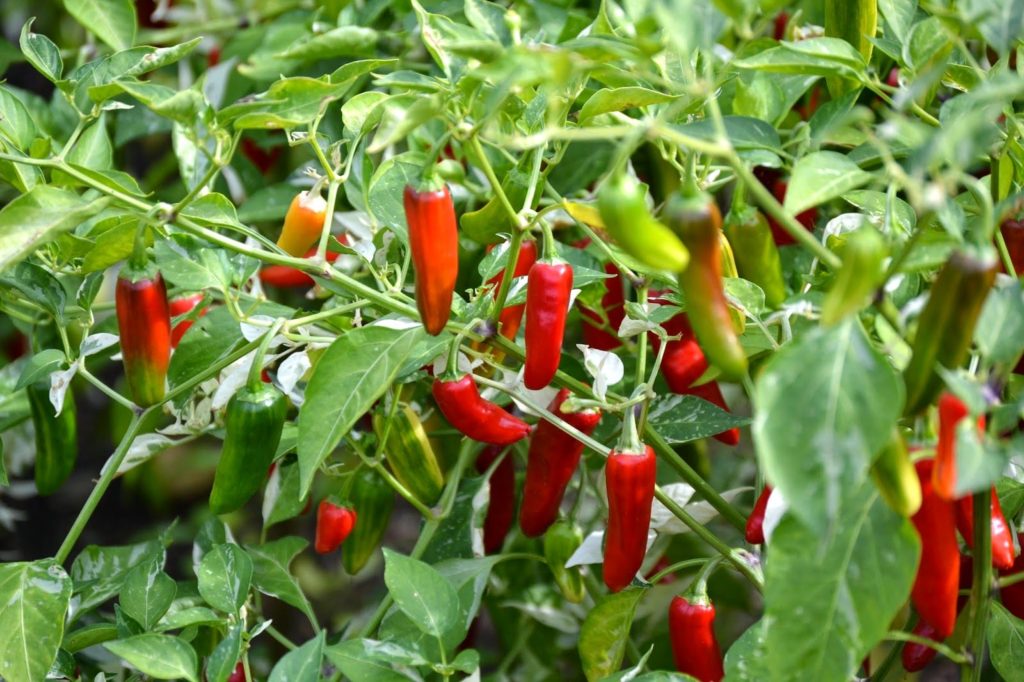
647 394 751 444
724 619 770 681
20 20 63 84
383 549 461 639
268 631 324 682
422 474 487 563
366 152 426 239
0 560 73 682
0 261 67 321
976 281 1024 365
168 306 245 394
206 625 243 682
119 559 176 630
155 606 222 632
104 634 199 681
263 457 307 528
223 77 353 130
579 87 677 123
247 537 316 623
961 0 1024 57
71 540 163 615
988 603 1024 681
578 586 646 681
877 0 917 44
784 151 872 216
65 0 137 51
197 543 253 614
15 349 66 390
734 38 865 80
0 186 109 272
276 26 380 61
764 481 919 682
325 638 427 681
0 85 38 151
675 115 781 152
297 324 427 497
754 321 904 531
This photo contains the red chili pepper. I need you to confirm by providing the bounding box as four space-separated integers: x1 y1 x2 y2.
773 12 788 40
227 661 247 682
683 381 740 446
1001 219 1024 276
653 312 710 394
955 489 1016 570
116 268 171 407
168 293 206 348
487 239 538 340
405 184 459 336
766 180 817 246
241 137 283 175
934 392 973 499
519 389 601 537
902 554 973 671
259 242 344 288
524 260 573 389
910 458 960 639
476 445 516 554
1000 532 1024 619
886 67 901 88
745 485 772 544
314 501 357 554
668 595 725 682
603 445 657 592
432 374 531 445
581 263 626 351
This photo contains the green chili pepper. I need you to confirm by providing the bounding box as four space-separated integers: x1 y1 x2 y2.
597 172 690 272
870 428 921 517
27 380 77 495
373 404 445 506
821 226 887 325
544 520 586 603
342 466 395 575
723 199 787 309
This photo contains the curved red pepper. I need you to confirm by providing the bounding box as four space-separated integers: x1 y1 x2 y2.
902 554 973 671
934 392 975 500
168 293 206 348
745 485 772 544
524 260 573 389
519 389 602 537
116 270 171 407
432 374 531 445
476 445 516 554
581 263 626 351
259 243 343 288
603 445 657 592
487 239 538 340
683 381 740 446
405 184 459 335
910 458 960 639
955 489 1016 570
315 500 357 554
668 596 725 681
1000 532 1024 618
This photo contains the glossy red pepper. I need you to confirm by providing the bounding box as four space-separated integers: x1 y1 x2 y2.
168 293 206 348
476 445 516 554
1000 219 1024 276
955 489 1016 570
519 389 602 537
654 312 710 394
227 661 247 682
524 260 573 389
902 554 973 671
910 459 960 639
773 12 788 40
934 392 973 500
581 262 626 351
669 596 725 681
241 137 283 175
259 242 343 288
683 381 741 446
487 239 538 340
745 485 772 544
1000 532 1024 619
116 268 171 406
315 500 357 554
432 374 531 445
766 180 817 246
603 445 657 592
405 184 459 335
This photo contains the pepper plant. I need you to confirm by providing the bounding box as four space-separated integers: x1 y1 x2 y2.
2 0 1024 680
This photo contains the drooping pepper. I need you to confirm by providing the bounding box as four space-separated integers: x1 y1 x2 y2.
745 485 772 545
596 171 689 272
652 309 709 394
260 241 343 288
580 262 626 351
519 389 602 537
765 179 818 246
314 500 357 554
544 520 586 603
342 466 395 574
934 392 980 500
820 226 887 325
903 250 997 415
523 242 574 389
999 532 1024 619
405 183 459 336
116 265 171 407
666 188 748 382
487 239 538 340
26 380 77 496
909 458 960 639
723 196 787 309
683 381 741 446
955 489 1016 570
476 445 516 555
277 191 329 257
999 219 1024 275
669 595 725 682
373 403 445 506
432 374 530 445
169 293 207 348
603 419 657 592
902 554 973 671
870 428 922 517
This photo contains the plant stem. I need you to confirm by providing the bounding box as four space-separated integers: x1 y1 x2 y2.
963 489 993 681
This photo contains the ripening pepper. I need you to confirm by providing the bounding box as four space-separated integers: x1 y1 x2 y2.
683 381 741 447
405 184 459 335
745 485 772 544
723 201 786 309
821 226 887 325
520 389 602 537
277 191 329 257
870 428 922 517
373 403 445 506
524 258 573 389
209 383 287 515
910 458 960 639
597 172 689 272
668 595 725 682
903 250 997 415
955 489 1016 570
934 392 981 500
169 293 207 348
476 445 516 555
342 466 395 574
1000 533 1024 619
666 190 748 381
580 262 626 350
432 374 531 445
603 444 657 592
315 500 357 554
116 266 171 406
544 520 586 603
26 380 77 495
487 239 538 340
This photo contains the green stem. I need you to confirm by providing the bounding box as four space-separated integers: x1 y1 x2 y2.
246 318 285 388
467 135 520 226
648 558 707 585
489 228 526 333
964 489 993 681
